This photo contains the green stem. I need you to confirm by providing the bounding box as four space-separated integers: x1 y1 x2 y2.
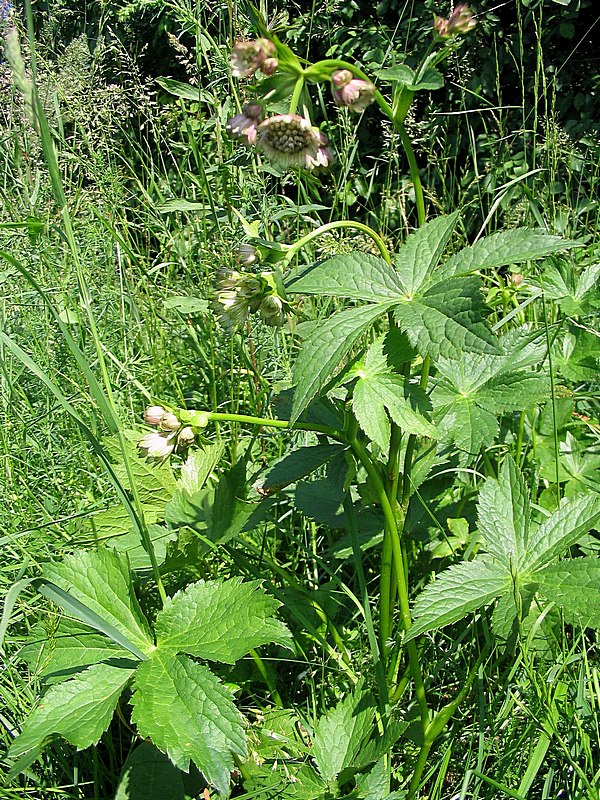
285 219 392 265
381 419 403 653
406 643 490 800
179 408 343 440
397 122 426 227
401 357 431 505
208 411 340 437
350 438 429 727
289 76 305 115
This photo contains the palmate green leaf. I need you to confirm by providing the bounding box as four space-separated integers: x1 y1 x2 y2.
291 303 390 423
394 277 500 360
537 261 600 316
131 650 246 796
311 687 376 783
431 350 548 455
262 444 345 489
438 229 580 279
295 451 349 527
155 578 291 664
104 524 177 572
353 373 436 453
434 397 498 455
536 558 600 630
522 492 600 572
392 212 459 295
286 252 404 302
43 548 153 656
22 618 130 685
6 661 135 779
406 558 511 641
477 456 530 569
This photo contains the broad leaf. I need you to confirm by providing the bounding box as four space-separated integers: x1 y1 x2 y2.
406 558 511 641
295 451 349 527
286 252 404 303
7 661 135 778
364 374 436 437
536 558 600 630
522 492 600 572
477 371 549 414
43 548 153 656
291 303 390 423
311 687 376 783
179 444 224 494
352 379 391 453
537 261 600 317
155 578 290 663
439 230 579 279
22 618 130 685
104 523 177 572
394 277 500 359
477 456 529 568
392 212 458 295
262 444 345 489
131 650 246 795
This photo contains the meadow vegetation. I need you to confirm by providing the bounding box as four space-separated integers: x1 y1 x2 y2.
1 1 599 798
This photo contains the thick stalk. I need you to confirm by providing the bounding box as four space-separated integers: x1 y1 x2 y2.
207 410 342 438
396 122 426 227
350 438 429 727
288 76 305 115
406 644 489 799
284 219 392 265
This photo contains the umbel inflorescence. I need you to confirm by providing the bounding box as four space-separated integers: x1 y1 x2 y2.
224 5 475 172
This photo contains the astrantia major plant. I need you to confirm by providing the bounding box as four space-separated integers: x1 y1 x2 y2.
5 3 600 799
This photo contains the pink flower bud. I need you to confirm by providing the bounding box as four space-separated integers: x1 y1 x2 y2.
226 103 264 147
332 76 376 112
159 412 181 432
236 243 258 266
260 57 278 76
143 405 166 425
331 69 353 89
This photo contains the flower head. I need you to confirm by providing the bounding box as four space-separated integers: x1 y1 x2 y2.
214 270 267 330
230 38 276 79
257 114 322 170
0 0 14 23
143 405 167 426
331 70 376 112
138 430 177 460
226 103 263 146
236 243 258 266
434 4 477 37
